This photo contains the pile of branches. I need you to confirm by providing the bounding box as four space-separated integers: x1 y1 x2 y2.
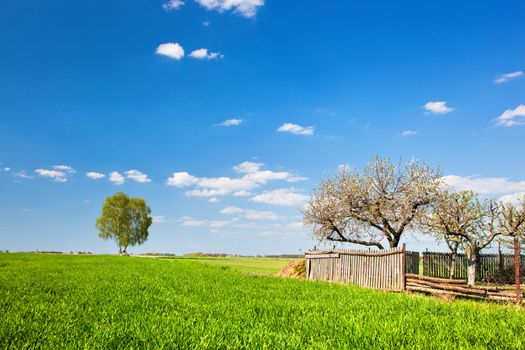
406 273 520 303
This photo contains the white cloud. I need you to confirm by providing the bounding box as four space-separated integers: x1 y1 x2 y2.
178 216 237 228
494 71 523 84
166 161 306 197
190 48 222 60
208 219 237 228
494 104 525 127
178 216 207 227
220 206 244 214
243 209 279 220
86 172 105 180
125 170 151 183
163 0 185 11
152 215 166 223
500 192 525 206
219 118 243 127
233 190 251 197
4 167 10 172
401 130 418 137
109 171 125 185
250 188 309 206
166 172 198 187
185 189 230 197
13 171 33 179
208 197 220 203
53 165 75 173
443 175 525 195
195 0 264 18
156 42 185 60
424 101 453 114
233 161 262 173
34 169 68 182
195 177 254 191
202 20 210 27
499 192 525 205
277 123 315 136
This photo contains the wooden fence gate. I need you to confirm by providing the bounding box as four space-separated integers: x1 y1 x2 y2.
305 245 419 291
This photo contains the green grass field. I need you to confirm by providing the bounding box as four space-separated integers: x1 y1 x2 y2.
170 256 295 275
1 253 525 349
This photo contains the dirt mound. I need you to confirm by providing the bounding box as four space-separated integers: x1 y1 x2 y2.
278 259 306 279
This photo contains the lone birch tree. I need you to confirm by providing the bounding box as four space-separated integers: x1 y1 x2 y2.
96 192 152 255
303 156 441 249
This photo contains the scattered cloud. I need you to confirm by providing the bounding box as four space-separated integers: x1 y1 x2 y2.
109 171 125 185
401 130 418 137
220 206 244 214
494 71 523 84
53 165 75 173
178 216 237 228
244 209 279 220
499 192 525 204
3 167 10 172
125 170 152 183
185 189 229 197
208 197 220 203
195 0 264 18
250 188 309 206
202 20 210 27
166 161 306 197
178 216 206 227
424 101 453 114
86 172 105 180
156 42 185 60
152 215 167 223
277 123 315 136
34 168 69 182
190 48 222 60
13 171 33 179
166 172 198 187
233 190 251 197
163 0 185 11
219 118 243 127
494 104 525 127
443 175 525 195
219 206 281 221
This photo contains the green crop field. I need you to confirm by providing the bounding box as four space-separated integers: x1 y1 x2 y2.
1 253 525 349
171 256 295 275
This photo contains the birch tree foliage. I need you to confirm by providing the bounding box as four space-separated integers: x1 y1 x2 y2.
303 156 441 249
96 192 152 255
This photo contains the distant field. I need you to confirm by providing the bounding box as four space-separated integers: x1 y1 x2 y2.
1 253 525 349
169 256 295 275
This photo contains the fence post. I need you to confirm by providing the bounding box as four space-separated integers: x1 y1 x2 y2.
401 243 406 291
498 241 503 275
514 237 522 304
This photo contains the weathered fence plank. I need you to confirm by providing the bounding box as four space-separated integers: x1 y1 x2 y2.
305 247 408 291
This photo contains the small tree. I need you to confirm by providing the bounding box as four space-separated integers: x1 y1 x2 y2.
303 156 441 249
96 192 152 255
422 190 500 286
497 196 525 239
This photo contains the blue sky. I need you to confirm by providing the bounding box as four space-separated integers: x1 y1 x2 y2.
1 0 524 255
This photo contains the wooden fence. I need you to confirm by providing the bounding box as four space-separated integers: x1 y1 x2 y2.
406 274 520 303
305 246 522 303
305 245 419 291
422 252 525 282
